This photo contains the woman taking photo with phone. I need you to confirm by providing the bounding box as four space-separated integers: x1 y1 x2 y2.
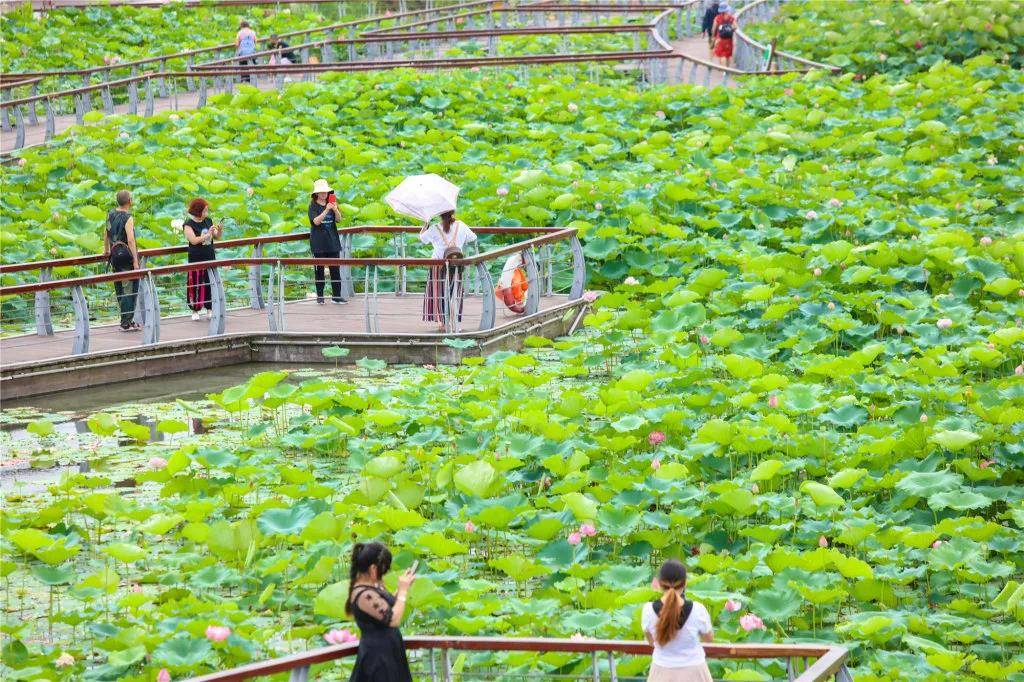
308 179 346 305
642 559 714 682
346 542 416 682
182 198 222 321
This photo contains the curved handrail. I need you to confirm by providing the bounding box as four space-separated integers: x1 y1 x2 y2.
0 226 562 276
733 0 839 72
183 636 850 682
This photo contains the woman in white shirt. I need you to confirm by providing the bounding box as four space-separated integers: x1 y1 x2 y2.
419 210 476 331
641 560 714 682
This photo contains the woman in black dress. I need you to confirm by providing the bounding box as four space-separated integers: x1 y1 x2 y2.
346 542 417 682
183 198 222 321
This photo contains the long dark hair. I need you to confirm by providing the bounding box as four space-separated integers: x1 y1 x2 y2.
654 559 687 646
345 542 392 615
440 210 455 233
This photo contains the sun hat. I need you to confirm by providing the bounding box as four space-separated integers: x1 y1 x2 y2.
311 179 333 196
719 2 732 12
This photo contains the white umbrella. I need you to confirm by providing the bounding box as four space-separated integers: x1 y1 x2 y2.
384 174 460 222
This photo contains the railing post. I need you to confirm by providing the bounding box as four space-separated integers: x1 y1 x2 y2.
249 244 265 309
266 263 279 331
277 261 286 331
287 666 310 682
14 105 25 149
102 85 113 114
835 664 854 682
569 235 586 300
71 285 89 355
141 272 161 345
475 261 495 331
364 267 372 333
133 255 147 326
373 265 381 333
591 651 600 682
128 76 139 115
608 651 618 682
441 647 452 682
44 98 55 141
521 248 540 316
35 267 53 336
207 266 226 336
341 233 354 300
145 77 155 117
198 76 207 108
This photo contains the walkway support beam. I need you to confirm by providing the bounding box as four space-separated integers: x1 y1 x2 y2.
71 285 89 355
208 266 227 336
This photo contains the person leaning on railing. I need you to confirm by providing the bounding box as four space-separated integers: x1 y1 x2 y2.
308 179 347 305
642 560 715 682
346 542 418 682
181 198 222 322
103 189 141 333
420 210 476 332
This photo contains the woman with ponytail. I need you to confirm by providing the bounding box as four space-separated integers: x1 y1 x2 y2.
640 559 714 682
345 541 417 682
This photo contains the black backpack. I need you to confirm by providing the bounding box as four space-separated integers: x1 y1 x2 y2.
652 598 695 632
718 20 735 39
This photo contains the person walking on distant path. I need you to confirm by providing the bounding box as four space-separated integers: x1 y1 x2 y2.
346 542 417 682
103 189 141 332
712 3 736 68
236 20 258 84
702 1 720 51
642 559 715 682
308 178 347 305
182 198 222 321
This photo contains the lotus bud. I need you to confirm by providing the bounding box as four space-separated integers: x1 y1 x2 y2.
932 540 942 549
936 318 953 329
645 183 652 189
985 22 993 30
148 457 167 470
119 131 129 139
980 460 994 469
651 457 661 470
768 395 779 409
896 325 905 335
813 268 822 277
805 210 818 220
655 110 666 119
624 276 639 286
17 158 26 167
496 186 509 196
246 187 255 197
879 53 888 62
1018 289 1024 298
828 198 842 207
567 102 578 113
980 236 993 246
919 413 928 423
1016 365 1023 376
784 87 794 96
724 599 742 612
751 483 759 494
818 535 829 548
205 625 231 642
594 202 602 210
582 290 599 303
794 295 801 301
914 40 923 49
699 334 710 345
869 404 876 413
827 302 836 311
567 532 582 546
987 155 997 165
465 521 476 533
157 670 171 682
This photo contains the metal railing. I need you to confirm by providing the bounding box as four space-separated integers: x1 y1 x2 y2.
731 0 839 73
0 226 586 361
183 636 852 682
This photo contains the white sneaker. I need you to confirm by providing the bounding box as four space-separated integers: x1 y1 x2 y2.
191 312 201 321
203 309 212 319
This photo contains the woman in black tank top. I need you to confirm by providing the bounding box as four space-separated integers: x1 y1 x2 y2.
104 190 140 331
182 198 222 320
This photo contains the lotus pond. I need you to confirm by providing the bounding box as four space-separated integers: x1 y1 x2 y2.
1 29 1024 682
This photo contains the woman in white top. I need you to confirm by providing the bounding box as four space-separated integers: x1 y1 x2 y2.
641 560 714 682
419 210 476 331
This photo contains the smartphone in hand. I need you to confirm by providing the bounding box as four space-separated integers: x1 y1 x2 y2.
409 560 420 574
327 191 337 205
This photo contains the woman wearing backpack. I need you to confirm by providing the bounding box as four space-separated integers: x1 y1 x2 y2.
236 20 258 84
419 210 476 332
712 3 736 68
641 559 714 682
103 189 141 332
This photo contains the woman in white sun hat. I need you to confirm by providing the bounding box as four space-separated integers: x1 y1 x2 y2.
308 178 346 304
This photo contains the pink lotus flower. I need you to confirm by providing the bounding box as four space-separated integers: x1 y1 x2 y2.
987 155 998 165
655 110 666 119
813 267 822 277
17 158 26 167
739 613 765 631
594 202 603 211
157 669 171 682
579 523 597 537
699 335 710 345
980 236 992 245
470 66 480 72
784 87 794 96
1018 289 1024 298
582 290 599 303
246 187 255 197
828 198 842 207
818 535 829 548
567 532 582 546
984 22 993 30
1015 365 1023 376
205 625 231 642
980 460 995 469
879 53 888 62
724 599 742 612
914 40 923 50
324 628 358 645
496 186 509 196
651 457 661 470
903 0 911 4
119 132 129 139
920 413 929 423
52 212 60 220
624 276 639 286
768 395 779 409
567 103 578 113
936 318 953 329
932 540 943 549
648 431 666 446
751 483 759 494
827 302 836 311
465 520 476 533
148 457 167 470
55 652 75 668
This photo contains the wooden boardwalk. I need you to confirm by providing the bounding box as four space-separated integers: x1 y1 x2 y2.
0 293 567 368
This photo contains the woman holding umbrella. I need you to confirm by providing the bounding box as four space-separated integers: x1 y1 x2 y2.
384 174 476 332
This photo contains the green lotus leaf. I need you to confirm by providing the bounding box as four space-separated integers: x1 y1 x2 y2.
153 635 212 667
929 430 981 451
453 460 497 498
799 481 844 507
